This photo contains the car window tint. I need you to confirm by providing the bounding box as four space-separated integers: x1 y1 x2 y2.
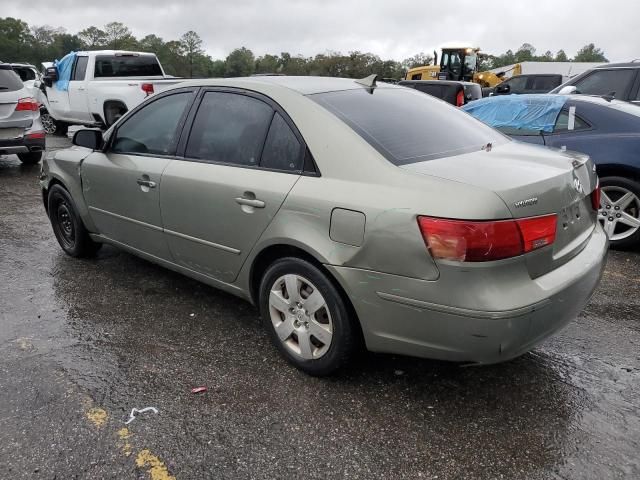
94 55 163 77
14 67 36 82
185 92 273 166
531 76 560 91
505 76 528 93
553 109 589 132
111 92 191 155
311 87 507 165
260 113 303 171
574 69 635 99
72 57 88 81
0 68 24 91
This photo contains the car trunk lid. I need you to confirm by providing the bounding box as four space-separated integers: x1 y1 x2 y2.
402 141 598 276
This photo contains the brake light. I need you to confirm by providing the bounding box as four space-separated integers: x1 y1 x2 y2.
25 131 45 139
456 90 465 107
417 214 557 262
141 83 154 96
16 97 39 112
590 180 601 211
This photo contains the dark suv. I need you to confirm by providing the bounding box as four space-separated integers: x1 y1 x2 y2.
493 74 564 95
550 62 640 102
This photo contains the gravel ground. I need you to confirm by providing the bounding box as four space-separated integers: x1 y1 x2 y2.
0 136 638 479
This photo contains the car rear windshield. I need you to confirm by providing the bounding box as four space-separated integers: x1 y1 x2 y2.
0 67 24 92
94 55 163 77
310 87 506 165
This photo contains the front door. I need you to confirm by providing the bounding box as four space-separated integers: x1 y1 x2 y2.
67 55 92 122
82 89 195 259
160 91 305 283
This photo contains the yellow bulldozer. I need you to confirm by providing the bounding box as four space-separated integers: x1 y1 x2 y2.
405 46 519 88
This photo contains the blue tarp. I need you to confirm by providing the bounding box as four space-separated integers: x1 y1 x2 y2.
462 94 567 133
53 52 77 91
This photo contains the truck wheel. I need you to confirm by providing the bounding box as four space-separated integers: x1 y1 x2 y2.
40 110 57 135
47 184 101 257
17 151 42 165
54 121 68 137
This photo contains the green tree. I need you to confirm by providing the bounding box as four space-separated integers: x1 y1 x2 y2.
78 26 107 49
179 31 204 78
514 43 536 62
225 47 255 77
0 17 32 62
555 49 569 62
574 43 608 62
103 22 136 49
255 54 281 74
401 52 433 70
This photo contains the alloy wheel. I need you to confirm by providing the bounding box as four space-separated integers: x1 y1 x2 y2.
268 274 333 360
40 112 56 134
598 186 640 241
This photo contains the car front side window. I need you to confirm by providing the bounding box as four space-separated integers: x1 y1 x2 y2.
111 92 192 156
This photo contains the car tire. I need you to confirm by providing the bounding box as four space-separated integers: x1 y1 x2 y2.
54 121 68 137
599 176 640 249
17 151 42 165
47 184 101 257
259 257 357 376
40 110 57 135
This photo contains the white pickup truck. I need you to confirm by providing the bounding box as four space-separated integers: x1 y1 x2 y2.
40 50 184 134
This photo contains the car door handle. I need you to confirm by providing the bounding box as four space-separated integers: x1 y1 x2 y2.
235 197 265 208
137 178 157 188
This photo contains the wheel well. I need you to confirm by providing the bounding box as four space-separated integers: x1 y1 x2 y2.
597 164 640 183
103 101 128 127
42 178 66 215
249 244 364 341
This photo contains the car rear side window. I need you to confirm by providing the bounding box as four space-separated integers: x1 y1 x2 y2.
0 67 24 92
260 113 304 171
553 109 590 132
531 76 560 91
94 55 163 77
311 87 506 165
111 92 191 156
185 91 273 166
72 57 88 81
573 69 635 100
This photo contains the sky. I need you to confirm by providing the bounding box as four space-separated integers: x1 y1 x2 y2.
3 0 639 62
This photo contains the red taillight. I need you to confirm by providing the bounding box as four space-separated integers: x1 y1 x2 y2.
590 180 601 211
417 214 557 262
456 90 465 107
16 97 39 112
26 131 46 139
141 83 154 96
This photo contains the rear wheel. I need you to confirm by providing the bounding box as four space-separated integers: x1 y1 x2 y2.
17 151 42 165
259 257 357 376
47 185 101 257
598 176 640 249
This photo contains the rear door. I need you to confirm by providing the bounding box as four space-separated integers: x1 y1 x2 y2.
81 88 196 259
67 55 92 122
160 89 304 283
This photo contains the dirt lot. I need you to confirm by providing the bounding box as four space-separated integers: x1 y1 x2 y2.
1 136 639 479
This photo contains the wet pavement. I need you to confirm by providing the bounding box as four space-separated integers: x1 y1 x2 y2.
0 136 639 479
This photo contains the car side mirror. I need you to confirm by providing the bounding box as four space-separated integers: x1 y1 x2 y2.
73 129 103 150
43 66 58 87
558 85 578 95
496 84 510 94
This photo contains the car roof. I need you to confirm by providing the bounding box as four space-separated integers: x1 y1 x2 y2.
594 62 640 69
398 80 478 87
178 75 400 95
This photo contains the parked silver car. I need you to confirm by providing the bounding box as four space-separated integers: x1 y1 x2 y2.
40 76 608 375
0 63 45 164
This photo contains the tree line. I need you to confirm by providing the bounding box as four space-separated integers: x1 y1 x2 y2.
0 17 609 80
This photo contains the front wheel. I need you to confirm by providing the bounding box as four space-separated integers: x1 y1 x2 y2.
259 257 358 376
40 110 57 135
47 185 101 257
598 176 640 249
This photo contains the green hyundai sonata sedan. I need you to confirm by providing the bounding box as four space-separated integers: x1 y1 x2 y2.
40 75 608 375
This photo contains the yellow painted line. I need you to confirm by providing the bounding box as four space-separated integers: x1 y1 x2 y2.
117 427 133 457
136 449 176 480
86 407 108 428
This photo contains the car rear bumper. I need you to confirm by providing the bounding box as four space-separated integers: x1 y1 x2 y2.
327 224 608 364
0 135 46 155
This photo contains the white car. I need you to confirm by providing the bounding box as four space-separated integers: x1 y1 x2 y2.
41 50 184 135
